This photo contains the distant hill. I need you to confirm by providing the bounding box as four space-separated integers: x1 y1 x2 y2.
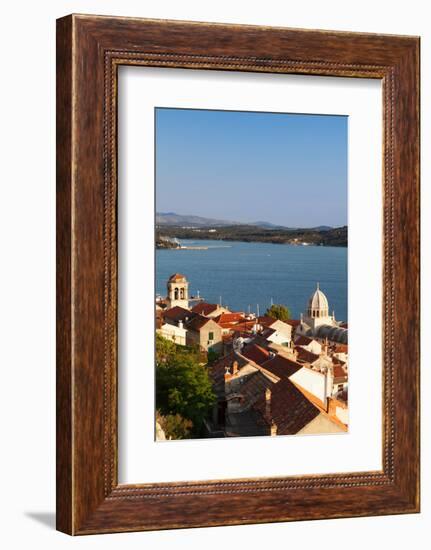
156 212 333 231
252 220 287 229
311 225 333 231
157 224 348 247
156 212 238 227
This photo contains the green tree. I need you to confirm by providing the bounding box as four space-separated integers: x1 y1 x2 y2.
265 303 291 321
156 412 193 440
155 335 216 436
156 332 201 364
155 332 177 363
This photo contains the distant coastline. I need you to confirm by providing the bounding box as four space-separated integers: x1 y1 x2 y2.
156 224 347 248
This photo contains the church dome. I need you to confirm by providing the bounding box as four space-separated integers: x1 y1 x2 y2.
307 283 329 318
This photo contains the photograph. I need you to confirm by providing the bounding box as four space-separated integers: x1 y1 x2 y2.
154 107 349 440
0 0 423 544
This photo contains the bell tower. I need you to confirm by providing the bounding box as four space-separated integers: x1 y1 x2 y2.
166 273 189 309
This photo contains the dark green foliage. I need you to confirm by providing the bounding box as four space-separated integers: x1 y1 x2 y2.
156 412 193 440
157 224 347 247
207 349 221 364
265 303 291 321
155 334 216 436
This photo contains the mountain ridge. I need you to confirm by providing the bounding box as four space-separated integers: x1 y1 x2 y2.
156 211 333 231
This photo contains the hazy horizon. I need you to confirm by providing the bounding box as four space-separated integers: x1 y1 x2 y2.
156 210 344 229
156 108 348 227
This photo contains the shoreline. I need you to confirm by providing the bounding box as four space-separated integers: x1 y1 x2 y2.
156 238 347 250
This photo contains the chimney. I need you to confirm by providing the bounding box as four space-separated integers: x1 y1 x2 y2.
232 360 239 375
321 337 329 356
178 320 183 330
265 388 272 419
270 420 277 437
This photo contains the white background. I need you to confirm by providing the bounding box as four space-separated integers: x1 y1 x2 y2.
0 1 428 548
119 67 382 483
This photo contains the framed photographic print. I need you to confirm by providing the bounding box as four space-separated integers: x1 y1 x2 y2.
56 14 420 534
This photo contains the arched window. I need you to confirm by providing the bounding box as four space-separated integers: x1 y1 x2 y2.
174 288 179 300
180 288 184 299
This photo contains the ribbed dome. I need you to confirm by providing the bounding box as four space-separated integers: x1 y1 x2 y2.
307 283 329 317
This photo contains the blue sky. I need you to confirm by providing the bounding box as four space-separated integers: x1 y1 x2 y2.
155 108 347 227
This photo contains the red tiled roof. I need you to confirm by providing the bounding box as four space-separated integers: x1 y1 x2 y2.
163 306 193 323
333 364 348 381
185 314 212 331
253 377 320 435
213 312 246 324
296 347 320 364
191 302 219 316
257 316 277 327
284 319 301 327
209 352 252 393
260 354 302 379
241 343 271 366
261 327 276 339
168 273 187 282
239 371 275 409
295 335 313 346
331 343 348 354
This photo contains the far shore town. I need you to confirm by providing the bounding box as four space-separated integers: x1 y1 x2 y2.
155 273 348 440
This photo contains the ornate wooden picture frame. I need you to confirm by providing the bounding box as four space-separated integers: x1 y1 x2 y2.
56 14 420 535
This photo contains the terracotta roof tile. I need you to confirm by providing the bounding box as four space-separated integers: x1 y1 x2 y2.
296 347 320 364
239 371 275 409
261 327 276 339
185 314 211 331
284 319 301 327
191 302 219 316
213 312 246 324
163 306 193 323
333 364 348 381
168 273 187 282
257 316 277 327
294 335 313 346
209 352 250 393
331 343 348 354
260 355 302 379
241 343 271 366
253 378 320 435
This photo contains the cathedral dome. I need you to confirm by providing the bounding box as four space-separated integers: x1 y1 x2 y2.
307 283 329 318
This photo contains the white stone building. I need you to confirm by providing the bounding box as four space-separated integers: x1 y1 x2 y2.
158 321 187 346
296 283 348 345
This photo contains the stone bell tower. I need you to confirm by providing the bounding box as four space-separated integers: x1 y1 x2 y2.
166 273 189 309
